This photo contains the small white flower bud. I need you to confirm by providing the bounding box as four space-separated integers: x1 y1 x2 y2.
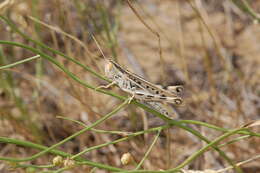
121 152 133 165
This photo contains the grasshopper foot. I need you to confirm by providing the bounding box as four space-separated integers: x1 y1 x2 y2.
127 94 135 104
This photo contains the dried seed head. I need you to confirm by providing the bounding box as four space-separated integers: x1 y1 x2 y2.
64 158 76 169
52 156 63 166
121 152 133 165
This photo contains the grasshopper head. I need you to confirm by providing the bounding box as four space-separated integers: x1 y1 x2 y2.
104 61 114 79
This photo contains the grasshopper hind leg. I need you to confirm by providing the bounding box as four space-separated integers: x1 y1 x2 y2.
141 101 171 118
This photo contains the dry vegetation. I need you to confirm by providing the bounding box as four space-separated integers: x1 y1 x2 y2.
0 0 259 173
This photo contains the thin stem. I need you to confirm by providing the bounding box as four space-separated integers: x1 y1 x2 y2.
71 126 165 160
126 0 166 83
57 116 131 135
217 154 260 173
232 0 260 21
0 55 40 70
135 130 161 170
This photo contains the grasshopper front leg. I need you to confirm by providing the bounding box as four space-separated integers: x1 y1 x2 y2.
95 81 117 91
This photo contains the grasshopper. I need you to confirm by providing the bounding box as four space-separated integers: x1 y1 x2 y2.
92 35 183 117
103 58 184 106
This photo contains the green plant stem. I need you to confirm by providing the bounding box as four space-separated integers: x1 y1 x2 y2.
232 0 260 21
0 55 40 70
57 116 132 135
135 130 161 170
0 137 70 158
179 120 260 137
218 135 251 148
14 164 53 169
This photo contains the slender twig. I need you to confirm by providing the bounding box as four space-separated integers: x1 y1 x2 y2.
135 130 161 170
126 0 166 83
0 55 40 70
217 154 260 173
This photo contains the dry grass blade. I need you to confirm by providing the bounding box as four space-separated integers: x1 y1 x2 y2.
27 15 96 58
0 0 15 14
242 120 260 128
126 0 166 82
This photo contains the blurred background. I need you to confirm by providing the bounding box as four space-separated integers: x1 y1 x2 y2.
0 0 259 172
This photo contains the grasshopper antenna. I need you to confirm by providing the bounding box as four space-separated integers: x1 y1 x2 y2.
91 35 109 62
